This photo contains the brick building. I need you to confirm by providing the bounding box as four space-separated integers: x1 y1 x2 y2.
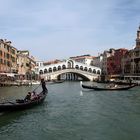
107 48 128 75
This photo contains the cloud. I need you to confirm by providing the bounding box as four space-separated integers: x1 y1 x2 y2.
0 0 140 60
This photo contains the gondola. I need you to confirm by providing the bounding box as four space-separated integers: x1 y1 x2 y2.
0 87 47 112
81 82 136 91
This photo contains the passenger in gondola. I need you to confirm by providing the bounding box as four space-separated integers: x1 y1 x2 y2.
114 84 118 88
41 79 48 94
24 92 31 101
31 91 38 100
108 83 117 88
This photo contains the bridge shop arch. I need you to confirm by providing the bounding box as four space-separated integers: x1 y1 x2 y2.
57 72 90 81
66 59 74 69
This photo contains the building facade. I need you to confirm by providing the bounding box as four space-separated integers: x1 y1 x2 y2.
91 55 103 69
107 48 128 75
122 26 140 76
70 54 95 66
102 49 115 76
17 50 36 80
0 39 17 73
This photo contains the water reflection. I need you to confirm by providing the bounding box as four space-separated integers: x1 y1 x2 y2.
80 91 83 96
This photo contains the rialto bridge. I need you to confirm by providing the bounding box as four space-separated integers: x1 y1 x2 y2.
38 59 101 81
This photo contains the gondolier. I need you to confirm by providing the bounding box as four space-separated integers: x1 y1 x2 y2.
41 78 48 93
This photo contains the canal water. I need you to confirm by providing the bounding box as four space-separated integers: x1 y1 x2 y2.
0 82 140 140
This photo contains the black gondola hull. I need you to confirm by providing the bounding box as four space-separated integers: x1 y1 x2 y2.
0 91 47 112
81 84 136 91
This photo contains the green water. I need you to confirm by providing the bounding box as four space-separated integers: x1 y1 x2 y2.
0 82 140 140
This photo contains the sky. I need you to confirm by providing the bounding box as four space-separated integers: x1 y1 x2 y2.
0 0 140 61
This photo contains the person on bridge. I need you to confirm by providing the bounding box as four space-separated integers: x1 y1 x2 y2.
41 79 48 93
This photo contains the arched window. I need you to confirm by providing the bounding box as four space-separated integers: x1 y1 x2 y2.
58 66 61 70
97 70 100 74
84 67 88 71
48 68 52 72
62 65 66 69
68 62 71 68
67 60 74 68
80 66 83 70
93 69 96 74
44 69 47 74
53 67 57 72
75 65 79 69
88 68 92 73
39 70 43 75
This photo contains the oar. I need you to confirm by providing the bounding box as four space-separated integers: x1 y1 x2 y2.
0 98 15 105
0 97 7 103
32 83 41 92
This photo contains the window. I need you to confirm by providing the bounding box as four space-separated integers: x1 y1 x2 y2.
58 66 61 70
39 70 43 74
0 50 2 56
0 59 3 64
44 69 47 73
62 65 66 69
7 53 10 59
12 56 15 62
75 65 79 69
11 49 15 54
48 68 52 72
53 67 57 72
7 61 11 67
4 60 6 65
7 46 10 52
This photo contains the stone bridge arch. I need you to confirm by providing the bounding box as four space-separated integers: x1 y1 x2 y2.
38 59 101 81
41 69 100 81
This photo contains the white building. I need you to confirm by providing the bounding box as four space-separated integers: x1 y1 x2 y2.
91 55 103 69
102 49 115 75
70 54 94 66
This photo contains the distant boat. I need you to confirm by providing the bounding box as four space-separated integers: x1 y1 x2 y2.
80 81 136 91
46 80 65 84
31 81 40 85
